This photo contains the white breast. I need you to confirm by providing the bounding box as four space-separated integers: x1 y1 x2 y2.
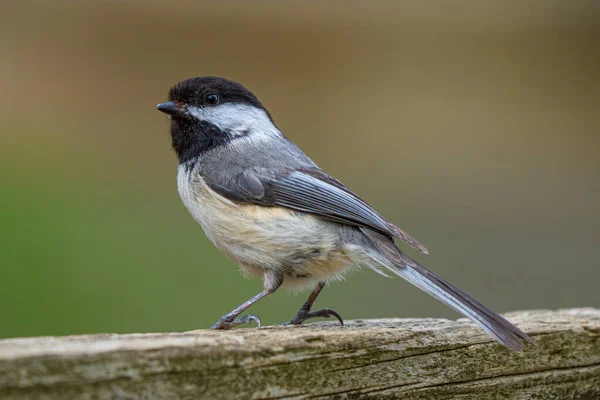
176 163 376 290
177 163 240 235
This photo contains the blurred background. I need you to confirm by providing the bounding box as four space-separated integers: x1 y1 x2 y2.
1 1 599 339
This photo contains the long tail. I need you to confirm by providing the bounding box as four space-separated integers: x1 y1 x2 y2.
362 228 536 350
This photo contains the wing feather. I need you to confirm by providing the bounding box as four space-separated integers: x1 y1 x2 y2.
206 167 429 254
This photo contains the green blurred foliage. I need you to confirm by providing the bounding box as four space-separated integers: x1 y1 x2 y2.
1 1 599 338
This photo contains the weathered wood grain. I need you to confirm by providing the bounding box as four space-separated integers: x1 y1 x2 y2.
1 308 599 399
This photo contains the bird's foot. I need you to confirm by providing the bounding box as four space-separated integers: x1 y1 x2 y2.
210 314 261 330
284 308 344 326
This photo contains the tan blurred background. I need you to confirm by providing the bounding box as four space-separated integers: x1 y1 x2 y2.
1 1 599 338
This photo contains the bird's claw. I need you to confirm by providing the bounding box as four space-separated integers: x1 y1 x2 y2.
210 314 262 330
284 308 344 326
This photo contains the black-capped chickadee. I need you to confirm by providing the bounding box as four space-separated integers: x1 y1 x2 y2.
157 76 535 350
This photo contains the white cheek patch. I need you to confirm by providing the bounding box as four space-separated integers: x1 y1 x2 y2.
187 103 282 138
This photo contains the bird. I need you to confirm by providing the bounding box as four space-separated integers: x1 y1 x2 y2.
156 76 535 350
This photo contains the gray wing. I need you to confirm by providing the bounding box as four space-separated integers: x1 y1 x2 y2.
205 166 429 254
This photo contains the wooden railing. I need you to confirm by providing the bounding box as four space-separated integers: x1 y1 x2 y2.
1 308 598 399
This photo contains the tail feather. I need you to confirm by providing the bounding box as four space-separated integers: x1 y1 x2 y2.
392 261 535 350
361 228 536 350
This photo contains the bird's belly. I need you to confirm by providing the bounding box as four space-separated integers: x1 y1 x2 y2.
177 168 359 288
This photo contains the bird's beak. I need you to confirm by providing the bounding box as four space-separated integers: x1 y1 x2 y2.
156 101 181 116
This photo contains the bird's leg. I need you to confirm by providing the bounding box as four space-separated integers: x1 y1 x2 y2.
210 291 268 330
284 281 344 326
211 271 283 330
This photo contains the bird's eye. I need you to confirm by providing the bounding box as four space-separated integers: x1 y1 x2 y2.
206 94 219 105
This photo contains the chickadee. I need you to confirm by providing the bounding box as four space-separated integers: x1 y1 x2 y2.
157 76 535 350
